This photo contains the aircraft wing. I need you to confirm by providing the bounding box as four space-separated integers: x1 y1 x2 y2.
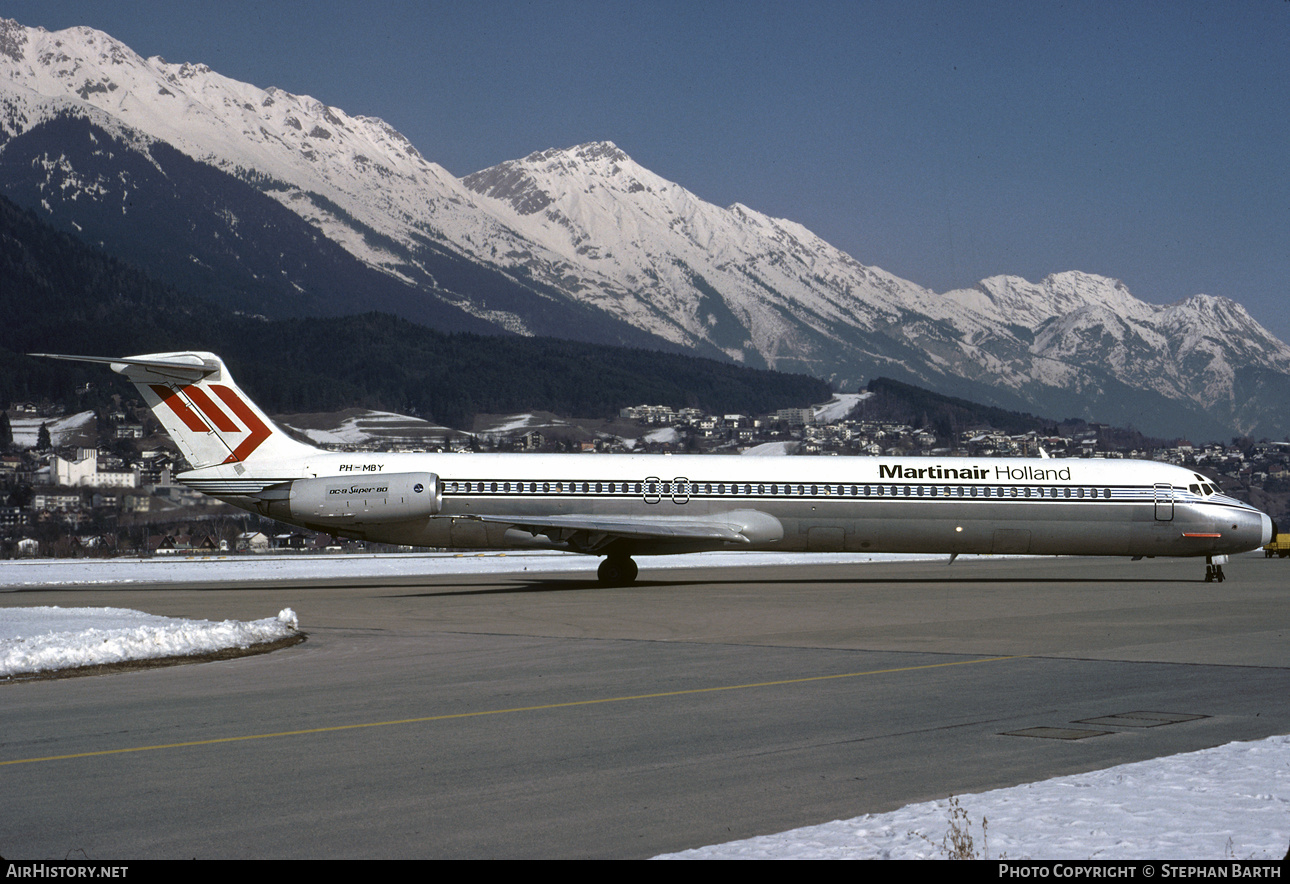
466 509 782 552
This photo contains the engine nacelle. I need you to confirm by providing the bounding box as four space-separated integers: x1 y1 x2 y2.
259 472 442 524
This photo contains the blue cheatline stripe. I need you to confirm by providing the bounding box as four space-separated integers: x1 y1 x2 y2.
441 478 1169 503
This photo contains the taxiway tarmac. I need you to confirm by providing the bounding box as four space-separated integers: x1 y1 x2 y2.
2 553 1289 858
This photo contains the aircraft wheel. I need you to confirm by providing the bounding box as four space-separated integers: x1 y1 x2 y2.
597 556 638 586
1204 566 1214 583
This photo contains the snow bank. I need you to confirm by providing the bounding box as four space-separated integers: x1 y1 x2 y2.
657 736 1290 860
0 607 299 677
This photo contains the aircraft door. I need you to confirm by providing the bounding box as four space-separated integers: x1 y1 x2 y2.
1154 483 1174 521
671 477 690 505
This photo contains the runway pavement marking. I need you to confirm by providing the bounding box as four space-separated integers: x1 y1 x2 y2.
1 654 1024 767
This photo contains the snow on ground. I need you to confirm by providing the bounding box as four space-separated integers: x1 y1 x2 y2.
0 549 948 588
812 392 869 424
473 412 576 437
0 607 298 677
656 736 1290 860
645 426 679 445
278 410 457 447
8 410 96 447
480 413 539 434
742 440 799 455
3 550 1287 859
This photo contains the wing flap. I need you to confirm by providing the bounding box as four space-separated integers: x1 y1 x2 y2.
471 513 748 543
466 509 783 552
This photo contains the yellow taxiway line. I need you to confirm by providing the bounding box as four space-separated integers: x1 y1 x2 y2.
2 655 1025 767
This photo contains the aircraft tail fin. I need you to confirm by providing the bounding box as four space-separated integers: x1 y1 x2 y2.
32 352 316 470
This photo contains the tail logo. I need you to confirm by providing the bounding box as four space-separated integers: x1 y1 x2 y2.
150 384 272 463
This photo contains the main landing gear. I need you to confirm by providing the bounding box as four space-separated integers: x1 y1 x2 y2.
1204 554 1226 583
597 555 638 586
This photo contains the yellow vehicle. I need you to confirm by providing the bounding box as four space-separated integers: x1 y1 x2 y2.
1263 533 1290 558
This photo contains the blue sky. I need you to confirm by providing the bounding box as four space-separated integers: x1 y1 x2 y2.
6 1 1289 337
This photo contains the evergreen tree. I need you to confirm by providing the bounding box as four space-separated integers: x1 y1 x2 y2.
37 422 51 450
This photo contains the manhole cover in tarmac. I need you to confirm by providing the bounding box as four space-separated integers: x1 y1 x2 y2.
1075 712 1209 728
1002 727 1111 740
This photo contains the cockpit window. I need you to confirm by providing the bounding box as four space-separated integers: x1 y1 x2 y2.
1190 476 1221 496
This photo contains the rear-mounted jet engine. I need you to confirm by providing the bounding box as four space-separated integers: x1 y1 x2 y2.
255 472 442 523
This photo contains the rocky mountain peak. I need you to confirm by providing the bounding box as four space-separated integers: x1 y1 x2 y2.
570 140 629 163
0 18 28 63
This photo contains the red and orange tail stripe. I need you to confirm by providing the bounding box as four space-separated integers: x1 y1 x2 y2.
150 383 272 463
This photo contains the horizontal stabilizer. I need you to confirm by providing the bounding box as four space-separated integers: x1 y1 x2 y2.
29 352 219 383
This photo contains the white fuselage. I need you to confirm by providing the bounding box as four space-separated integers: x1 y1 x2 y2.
181 451 1273 559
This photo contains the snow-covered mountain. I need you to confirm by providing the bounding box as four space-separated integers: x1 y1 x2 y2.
3 17 1288 439
462 143 1290 437
463 142 934 370
0 18 666 346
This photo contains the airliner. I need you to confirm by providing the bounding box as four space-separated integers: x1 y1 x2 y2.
36 351 1274 584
